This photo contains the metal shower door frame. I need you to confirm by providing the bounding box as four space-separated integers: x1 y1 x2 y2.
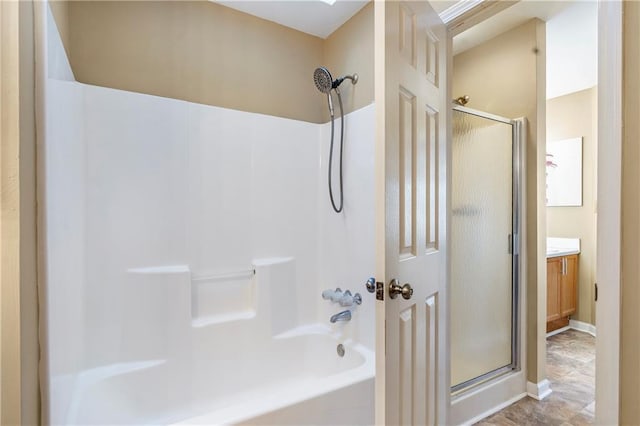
450 105 526 394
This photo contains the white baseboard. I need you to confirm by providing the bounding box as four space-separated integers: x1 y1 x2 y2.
546 325 570 338
569 319 596 337
461 392 527 426
545 321 596 339
526 379 552 400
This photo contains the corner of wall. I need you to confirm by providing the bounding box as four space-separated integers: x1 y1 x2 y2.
534 16 548 386
322 2 374 123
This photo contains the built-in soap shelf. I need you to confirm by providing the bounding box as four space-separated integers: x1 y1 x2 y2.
126 257 297 331
191 311 256 328
191 268 257 328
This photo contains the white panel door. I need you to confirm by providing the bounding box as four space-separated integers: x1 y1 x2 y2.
374 1 448 424
595 1 622 424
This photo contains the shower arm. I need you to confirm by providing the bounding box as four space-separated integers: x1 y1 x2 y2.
332 74 359 89
342 74 358 84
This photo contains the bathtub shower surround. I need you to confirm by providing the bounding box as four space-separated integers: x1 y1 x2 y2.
43 7 375 424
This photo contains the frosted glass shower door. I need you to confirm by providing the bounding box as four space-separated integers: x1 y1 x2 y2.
451 108 517 391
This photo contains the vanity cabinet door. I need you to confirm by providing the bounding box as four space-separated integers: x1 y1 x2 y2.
547 257 562 322
560 255 578 317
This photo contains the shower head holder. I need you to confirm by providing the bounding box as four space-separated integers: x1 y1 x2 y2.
332 73 359 88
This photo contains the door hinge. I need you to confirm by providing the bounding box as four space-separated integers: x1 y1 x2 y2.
595 283 598 302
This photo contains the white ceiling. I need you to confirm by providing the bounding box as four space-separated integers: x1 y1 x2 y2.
214 0 369 39
214 0 459 39
545 1 598 99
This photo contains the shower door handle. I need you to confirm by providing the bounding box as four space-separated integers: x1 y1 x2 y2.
389 279 413 300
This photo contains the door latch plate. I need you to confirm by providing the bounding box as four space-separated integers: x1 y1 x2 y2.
376 281 384 301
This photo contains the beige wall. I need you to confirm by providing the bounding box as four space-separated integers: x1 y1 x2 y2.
67 1 324 123
50 1 373 124
323 2 374 123
621 2 640 423
453 19 547 384
546 87 597 326
0 1 39 424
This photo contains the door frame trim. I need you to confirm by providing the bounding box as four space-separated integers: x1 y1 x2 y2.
0 0 40 423
595 1 622 424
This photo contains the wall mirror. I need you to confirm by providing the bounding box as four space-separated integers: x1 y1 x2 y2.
546 137 583 207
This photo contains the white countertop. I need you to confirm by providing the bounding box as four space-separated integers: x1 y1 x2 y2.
547 237 580 258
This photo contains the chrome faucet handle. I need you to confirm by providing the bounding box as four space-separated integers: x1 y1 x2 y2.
324 287 362 306
322 289 334 300
330 288 344 302
322 287 344 302
339 290 352 306
339 291 362 306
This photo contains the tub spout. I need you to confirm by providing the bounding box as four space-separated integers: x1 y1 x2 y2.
330 310 352 323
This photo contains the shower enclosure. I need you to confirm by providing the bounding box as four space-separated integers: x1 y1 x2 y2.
39 2 376 424
450 106 524 393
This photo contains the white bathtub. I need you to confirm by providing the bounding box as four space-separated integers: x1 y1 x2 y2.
64 324 374 425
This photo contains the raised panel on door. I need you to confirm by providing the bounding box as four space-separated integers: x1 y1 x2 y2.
560 255 578 317
375 1 447 425
399 87 417 259
425 107 439 253
547 258 561 322
398 306 415 425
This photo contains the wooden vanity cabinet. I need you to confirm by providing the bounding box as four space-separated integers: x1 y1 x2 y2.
546 257 562 323
560 255 578 317
547 254 578 332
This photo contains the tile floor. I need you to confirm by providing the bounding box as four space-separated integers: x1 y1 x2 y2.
476 329 595 426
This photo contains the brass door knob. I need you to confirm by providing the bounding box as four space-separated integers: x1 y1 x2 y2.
389 279 413 300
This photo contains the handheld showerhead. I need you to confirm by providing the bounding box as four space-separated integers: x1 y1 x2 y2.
314 67 335 116
313 66 359 92
313 66 359 214
314 67 333 93
314 67 359 117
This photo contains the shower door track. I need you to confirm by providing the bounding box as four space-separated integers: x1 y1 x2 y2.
450 105 524 395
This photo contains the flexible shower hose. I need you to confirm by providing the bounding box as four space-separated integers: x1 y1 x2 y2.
328 89 344 213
